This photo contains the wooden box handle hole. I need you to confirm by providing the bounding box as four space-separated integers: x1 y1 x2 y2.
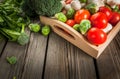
53 25 76 40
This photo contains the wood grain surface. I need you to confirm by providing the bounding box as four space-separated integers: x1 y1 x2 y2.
44 33 69 79
66 43 96 79
0 30 120 79
21 32 48 79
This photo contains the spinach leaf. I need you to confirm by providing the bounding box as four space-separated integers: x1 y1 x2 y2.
0 28 20 41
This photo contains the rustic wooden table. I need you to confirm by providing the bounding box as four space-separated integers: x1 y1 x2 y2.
0 23 120 79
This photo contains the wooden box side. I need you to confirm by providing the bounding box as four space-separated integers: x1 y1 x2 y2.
40 16 120 59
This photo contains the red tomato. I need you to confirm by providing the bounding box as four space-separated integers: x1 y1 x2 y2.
87 28 107 45
74 9 90 24
109 12 120 26
66 19 75 27
99 6 112 21
65 0 72 4
90 12 108 29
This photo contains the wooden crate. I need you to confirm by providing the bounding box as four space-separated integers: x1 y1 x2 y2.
40 16 120 59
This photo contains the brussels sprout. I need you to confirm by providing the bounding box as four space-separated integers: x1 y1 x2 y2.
66 8 75 19
29 23 40 32
41 25 51 36
73 24 80 31
79 19 91 34
85 3 97 14
55 12 67 22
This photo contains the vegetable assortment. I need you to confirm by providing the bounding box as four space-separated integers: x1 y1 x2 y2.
0 0 120 46
0 0 52 45
54 0 120 45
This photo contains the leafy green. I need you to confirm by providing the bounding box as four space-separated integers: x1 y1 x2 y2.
0 0 30 45
0 28 20 41
22 0 37 17
6 56 17 65
0 16 4 22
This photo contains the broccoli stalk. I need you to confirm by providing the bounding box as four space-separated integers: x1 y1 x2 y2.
17 24 29 45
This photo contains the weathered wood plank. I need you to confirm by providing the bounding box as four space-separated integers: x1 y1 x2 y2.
44 33 69 79
67 42 97 79
96 31 120 79
44 32 97 79
21 32 48 79
0 28 30 79
0 40 6 55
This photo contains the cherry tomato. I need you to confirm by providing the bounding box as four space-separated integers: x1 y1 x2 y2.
65 0 72 4
66 19 75 27
99 6 112 21
74 9 90 24
87 28 107 45
109 12 120 26
90 12 108 29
